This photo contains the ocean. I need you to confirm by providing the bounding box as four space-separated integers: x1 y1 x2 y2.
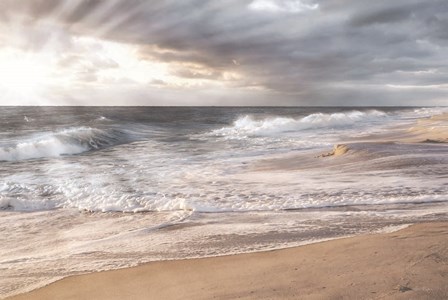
1 106 448 297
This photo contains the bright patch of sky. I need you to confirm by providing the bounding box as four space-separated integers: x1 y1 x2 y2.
248 0 319 13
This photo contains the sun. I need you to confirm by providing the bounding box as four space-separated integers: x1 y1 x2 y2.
0 48 55 102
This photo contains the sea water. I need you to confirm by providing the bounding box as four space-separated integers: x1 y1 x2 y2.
1 106 448 297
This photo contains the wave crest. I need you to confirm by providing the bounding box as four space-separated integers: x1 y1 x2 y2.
212 110 387 137
0 127 128 161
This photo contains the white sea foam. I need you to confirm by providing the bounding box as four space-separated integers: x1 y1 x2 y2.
411 107 448 118
0 107 446 215
211 110 387 137
95 116 112 122
0 135 87 161
2 166 447 213
2 204 447 299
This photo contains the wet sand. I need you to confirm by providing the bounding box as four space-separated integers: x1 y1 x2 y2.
370 112 448 144
9 222 448 300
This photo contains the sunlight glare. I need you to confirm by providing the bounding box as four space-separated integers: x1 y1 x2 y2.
0 48 55 100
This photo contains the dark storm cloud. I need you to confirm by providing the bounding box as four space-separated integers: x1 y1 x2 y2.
3 0 448 105
350 8 412 27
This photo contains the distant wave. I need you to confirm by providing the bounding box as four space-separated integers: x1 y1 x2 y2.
211 110 387 137
95 116 112 122
411 107 448 118
0 127 129 161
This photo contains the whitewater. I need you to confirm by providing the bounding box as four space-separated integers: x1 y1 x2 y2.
1 106 448 298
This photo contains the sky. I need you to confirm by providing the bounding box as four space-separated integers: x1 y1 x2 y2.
0 0 447 106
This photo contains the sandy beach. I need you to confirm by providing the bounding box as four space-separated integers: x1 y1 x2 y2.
1 0 448 297
9 222 448 300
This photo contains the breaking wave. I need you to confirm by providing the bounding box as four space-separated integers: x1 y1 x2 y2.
212 110 387 137
0 127 130 161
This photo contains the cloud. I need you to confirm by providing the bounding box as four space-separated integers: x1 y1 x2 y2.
0 0 447 105
349 5 416 27
248 0 319 13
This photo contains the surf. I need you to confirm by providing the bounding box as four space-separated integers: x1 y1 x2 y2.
0 126 130 161
211 110 387 137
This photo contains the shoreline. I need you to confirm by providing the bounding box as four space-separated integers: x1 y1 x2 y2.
9 221 448 300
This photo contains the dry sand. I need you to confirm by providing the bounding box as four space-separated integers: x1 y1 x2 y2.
9 222 448 300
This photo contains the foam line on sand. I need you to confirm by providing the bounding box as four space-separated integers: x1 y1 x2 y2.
8 222 448 300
